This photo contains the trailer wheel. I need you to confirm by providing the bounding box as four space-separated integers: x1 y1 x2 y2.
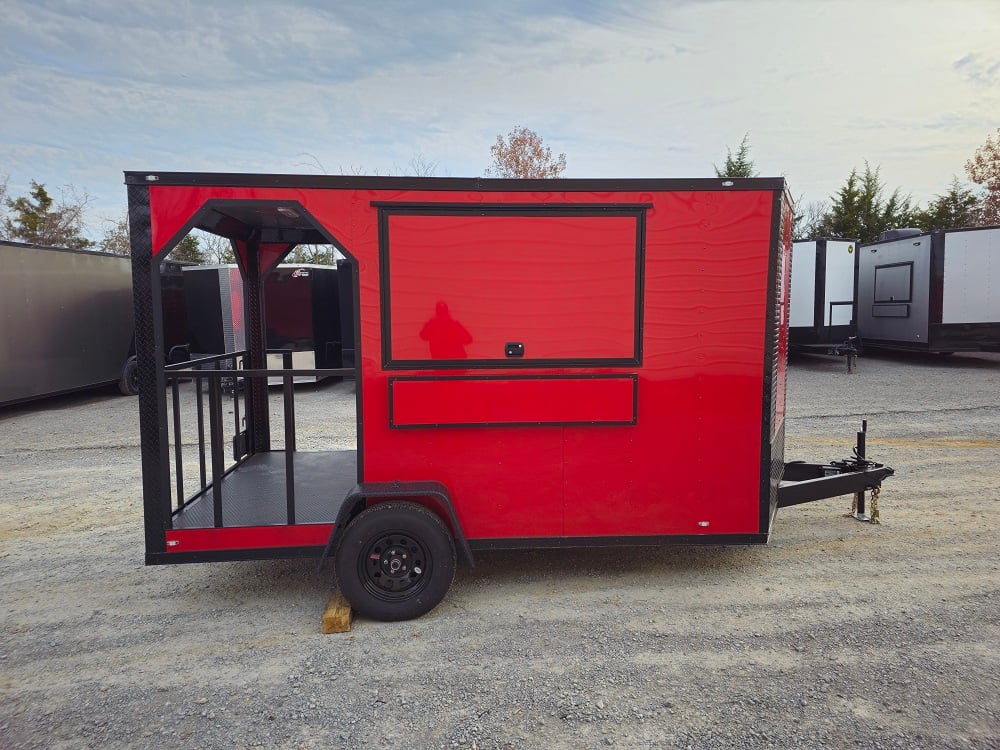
335 502 456 622
118 356 139 396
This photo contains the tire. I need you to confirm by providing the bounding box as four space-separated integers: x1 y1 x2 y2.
335 502 456 622
118 356 139 396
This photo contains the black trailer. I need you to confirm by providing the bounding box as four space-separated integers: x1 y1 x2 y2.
858 226 1000 353
182 263 345 381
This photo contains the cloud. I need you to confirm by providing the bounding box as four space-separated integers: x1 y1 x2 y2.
1 0 998 237
953 53 1000 87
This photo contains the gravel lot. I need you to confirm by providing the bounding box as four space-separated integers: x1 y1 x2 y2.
1 351 998 749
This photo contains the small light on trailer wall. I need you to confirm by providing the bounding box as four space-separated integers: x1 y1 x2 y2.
721 180 734 187
276 207 300 218
697 521 710 527
145 174 159 182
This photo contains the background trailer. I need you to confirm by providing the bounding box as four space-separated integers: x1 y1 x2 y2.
0 241 134 406
127 173 891 621
858 226 1000 353
789 238 859 366
182 263 345 381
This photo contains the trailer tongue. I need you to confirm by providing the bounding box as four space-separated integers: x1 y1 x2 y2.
127 172 893 622
778 421 894 522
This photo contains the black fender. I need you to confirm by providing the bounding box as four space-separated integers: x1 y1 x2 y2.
317 480 474 571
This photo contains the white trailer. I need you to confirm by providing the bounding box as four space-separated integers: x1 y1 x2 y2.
790 238 859 368
858 226 1000 353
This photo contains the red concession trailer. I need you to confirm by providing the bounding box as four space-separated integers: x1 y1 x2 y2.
127 173 892 621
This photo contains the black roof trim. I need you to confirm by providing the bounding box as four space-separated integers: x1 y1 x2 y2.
124 171 787 192
0 239 129 258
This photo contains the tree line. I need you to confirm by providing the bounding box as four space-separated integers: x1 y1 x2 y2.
0 126 564 263
2 126 995 258
715 130 999 242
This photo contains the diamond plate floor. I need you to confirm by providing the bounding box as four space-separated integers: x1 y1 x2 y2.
172 450 357 528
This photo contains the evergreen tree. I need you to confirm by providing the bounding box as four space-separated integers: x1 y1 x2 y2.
3 180 93 249
172 234 206 264
817 163 917 243
714 133 758 178
915 177 981 231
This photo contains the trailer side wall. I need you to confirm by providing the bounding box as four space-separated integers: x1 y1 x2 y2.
858 234 931 345
130 176 790 560
942 227 1000 324
0 242 134 405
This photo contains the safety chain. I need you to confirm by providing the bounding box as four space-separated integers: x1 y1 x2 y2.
847 487 882 524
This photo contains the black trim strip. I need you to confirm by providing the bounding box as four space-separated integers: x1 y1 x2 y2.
384 357 640 371
854 334 1000 354
125 171 788 192
758 189 786 534
468 533 770 551
370 202 654 212
148 528 773 564
147 545 325 565
929 230 946 327
813 238 827 329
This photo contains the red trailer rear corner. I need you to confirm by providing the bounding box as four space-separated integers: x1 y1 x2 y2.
127 173 892 621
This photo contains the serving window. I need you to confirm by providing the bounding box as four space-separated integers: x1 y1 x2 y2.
873 262 913 304
378 205 645 369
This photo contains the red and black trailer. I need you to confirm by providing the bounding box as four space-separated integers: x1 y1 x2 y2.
127 173 892 621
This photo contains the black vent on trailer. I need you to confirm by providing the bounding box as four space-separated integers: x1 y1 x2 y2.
877 228 922 242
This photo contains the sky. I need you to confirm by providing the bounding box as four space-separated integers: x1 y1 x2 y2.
1 0 997 240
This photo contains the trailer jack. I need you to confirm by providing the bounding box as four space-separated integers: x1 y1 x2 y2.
795 336 860 373
778 420 893 521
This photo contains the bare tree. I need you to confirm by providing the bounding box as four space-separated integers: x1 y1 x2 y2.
485 126 567 179
0 174 8 239
965 128 1000 225
199 232 236 264
793 199 832 240
99 213 131 255
406 154 439 177
287 244 344 265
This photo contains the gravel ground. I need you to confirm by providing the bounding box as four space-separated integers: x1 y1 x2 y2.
1 351 998 749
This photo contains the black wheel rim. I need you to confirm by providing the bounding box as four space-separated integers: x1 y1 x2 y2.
358 531 432 602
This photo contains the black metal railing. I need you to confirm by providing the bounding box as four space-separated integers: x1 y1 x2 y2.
163 350 353 528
